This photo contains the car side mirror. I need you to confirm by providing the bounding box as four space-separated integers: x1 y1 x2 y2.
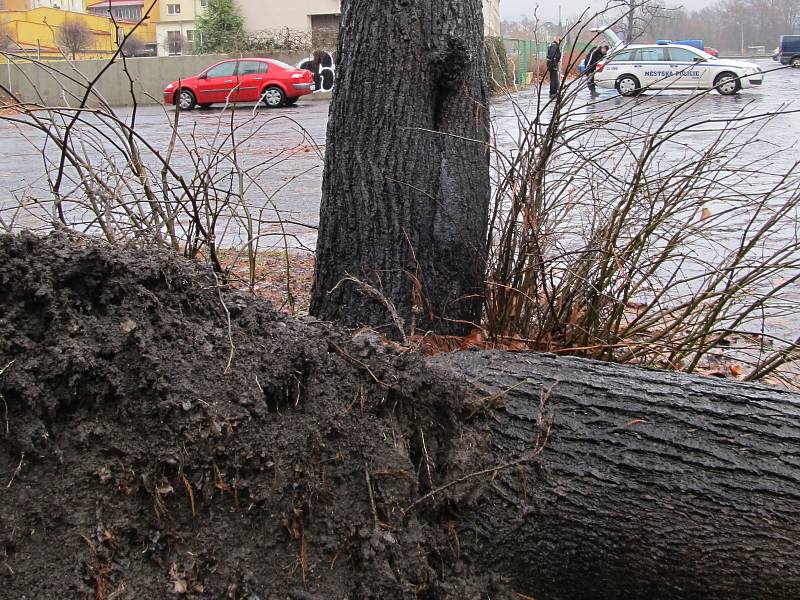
198 73 207 80
693 57 704 63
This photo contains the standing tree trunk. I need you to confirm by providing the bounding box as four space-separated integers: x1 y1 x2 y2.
310 0 491 336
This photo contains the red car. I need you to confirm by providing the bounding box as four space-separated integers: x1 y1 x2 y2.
704 46 719 57
163 58 315 110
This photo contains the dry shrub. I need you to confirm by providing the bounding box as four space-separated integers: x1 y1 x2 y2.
0 37 319 306
486 18 800 381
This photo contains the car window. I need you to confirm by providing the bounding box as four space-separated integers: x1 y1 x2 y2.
205 62 237 78
637 47 668 62
609 50 634 62
268 60 295 70
669 48 700 63
238 61 267 75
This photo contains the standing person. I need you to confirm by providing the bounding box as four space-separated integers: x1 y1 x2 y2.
585 45 608 97
311 49 326 91
547 36 562 98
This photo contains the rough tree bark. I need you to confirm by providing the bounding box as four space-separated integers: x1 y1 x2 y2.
431 351 800 600
310 0 491 336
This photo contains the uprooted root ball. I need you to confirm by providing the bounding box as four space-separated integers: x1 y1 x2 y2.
0 232 509 599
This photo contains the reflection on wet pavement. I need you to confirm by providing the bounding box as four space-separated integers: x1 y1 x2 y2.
0 100 330 250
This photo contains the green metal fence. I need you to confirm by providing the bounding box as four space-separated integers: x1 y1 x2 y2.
503 38 547 85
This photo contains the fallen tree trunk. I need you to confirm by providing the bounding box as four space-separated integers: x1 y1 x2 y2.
431 351 800 600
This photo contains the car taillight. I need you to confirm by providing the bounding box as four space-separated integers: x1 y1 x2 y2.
596 63 605 72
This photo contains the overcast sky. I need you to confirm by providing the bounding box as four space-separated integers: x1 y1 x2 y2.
501 0 598 23
500 0 713 24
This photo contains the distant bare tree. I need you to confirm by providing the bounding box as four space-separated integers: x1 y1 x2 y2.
121 33 145 57
632 0 800 52
609 0 676 42
0 21 12 53
57 18 92 60
500 15 542 40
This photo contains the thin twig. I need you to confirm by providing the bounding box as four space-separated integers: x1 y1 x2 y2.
330 274 408 345
405 379 556 514
211 274 235 375
403 455 532 514
0 360 13 435
330 342 388 387
6 452 24 488
364 463 379 531
419 427 434 490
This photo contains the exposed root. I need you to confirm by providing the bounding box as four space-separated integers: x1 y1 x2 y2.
181 473 196 516
6 452 23 488
330 274 408 344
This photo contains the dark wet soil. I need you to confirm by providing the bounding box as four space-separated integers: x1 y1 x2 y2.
0 232 511 599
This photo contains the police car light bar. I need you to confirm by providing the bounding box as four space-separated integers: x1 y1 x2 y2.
656 39 672 45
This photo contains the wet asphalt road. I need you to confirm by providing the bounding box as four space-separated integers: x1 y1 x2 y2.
0 59 797 249
1 58 798 350
0 98 331 248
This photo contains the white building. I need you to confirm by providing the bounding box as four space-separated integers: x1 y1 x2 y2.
155 0 502 57
155 0 205 55
239 0 502 43
25 0 84 10
239 0 338 35
483 0 501 38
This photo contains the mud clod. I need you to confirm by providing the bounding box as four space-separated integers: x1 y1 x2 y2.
0 233 509 599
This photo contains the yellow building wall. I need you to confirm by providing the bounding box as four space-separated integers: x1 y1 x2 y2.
142 0 160 25
2 0 28 10
0 6 156 60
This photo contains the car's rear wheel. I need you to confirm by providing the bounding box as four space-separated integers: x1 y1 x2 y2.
791 56 800 68
714 72 740 95
284 97 299 106
177 89 196 111
262 86 285 108
616 75 640 97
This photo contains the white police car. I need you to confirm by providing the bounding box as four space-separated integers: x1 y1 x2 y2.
594 43 763 96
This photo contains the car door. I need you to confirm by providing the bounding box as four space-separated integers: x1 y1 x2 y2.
636 47 671 89
236 60 268 103
666 47 706 89
597 48 634 88
195 60 239 105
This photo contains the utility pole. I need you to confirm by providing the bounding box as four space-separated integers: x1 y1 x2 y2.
626 0 636 42
741 24 745 56
558 5 562 36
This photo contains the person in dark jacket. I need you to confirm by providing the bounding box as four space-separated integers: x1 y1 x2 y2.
547 37 562 98
585 45 609 97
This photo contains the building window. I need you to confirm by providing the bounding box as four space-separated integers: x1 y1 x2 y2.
200 0 208 7
167 4 181 15
167 30 183 54
185 30 194 42
120 7 142 20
